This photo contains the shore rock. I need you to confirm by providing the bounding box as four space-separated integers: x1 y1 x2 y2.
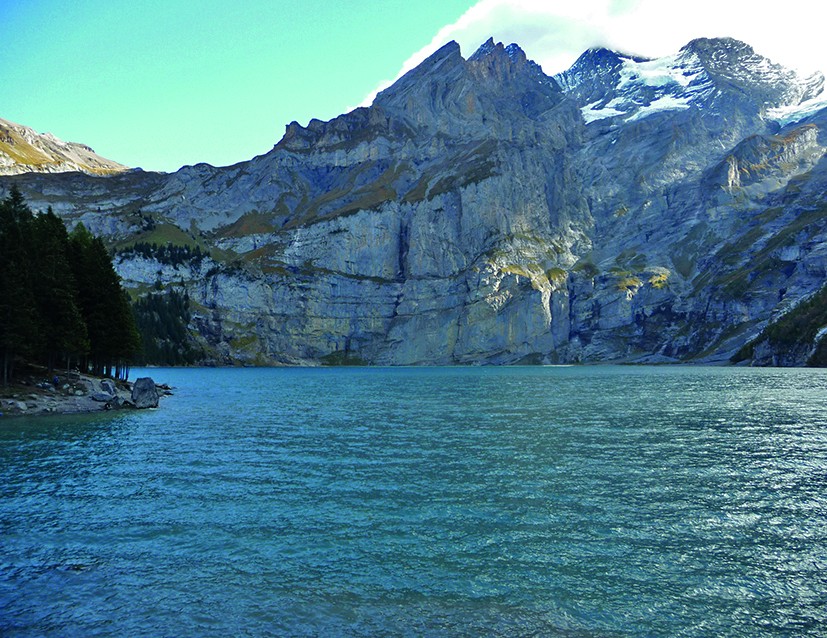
4 400 28 412
131 377 159 409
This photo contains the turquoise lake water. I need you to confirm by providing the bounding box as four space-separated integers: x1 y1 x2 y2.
1 366 826 636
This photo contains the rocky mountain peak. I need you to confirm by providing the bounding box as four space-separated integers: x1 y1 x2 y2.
801 72 826 103
468 37 528 65
564 46 648 74
369 37 563 136
373 41 464 106
466 38 546 87
0 117 128 176
467 36 498 60
557 36 826 126
680 36 756 60
677 37 821 109
278 37 556 154
554 47 637 103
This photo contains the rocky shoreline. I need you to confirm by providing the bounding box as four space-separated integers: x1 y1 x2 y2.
0 370 171 418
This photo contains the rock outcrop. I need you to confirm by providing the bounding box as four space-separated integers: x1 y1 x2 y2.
2 36 826 366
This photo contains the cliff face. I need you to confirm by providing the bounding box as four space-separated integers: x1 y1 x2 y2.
4 37 827 365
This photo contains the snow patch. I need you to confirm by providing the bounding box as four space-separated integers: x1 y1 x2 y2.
581 101 625 123
618 55 700 90
768 92 827 127
625 95 691 122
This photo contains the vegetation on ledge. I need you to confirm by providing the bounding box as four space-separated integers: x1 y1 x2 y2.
132 289 204 365
117 241 207 267
733 284 827 367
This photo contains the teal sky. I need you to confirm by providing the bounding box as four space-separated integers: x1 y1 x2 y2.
1 0 477 172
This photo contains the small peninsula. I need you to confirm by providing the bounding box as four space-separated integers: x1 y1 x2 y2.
0 367 169 417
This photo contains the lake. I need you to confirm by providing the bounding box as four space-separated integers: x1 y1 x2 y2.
1 366 826 636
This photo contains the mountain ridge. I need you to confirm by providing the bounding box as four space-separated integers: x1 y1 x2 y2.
0 117 128 176
3 36 826 366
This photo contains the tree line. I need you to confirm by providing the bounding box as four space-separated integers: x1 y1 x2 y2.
117 241 206 267
0 186 140 384
132 289 203 366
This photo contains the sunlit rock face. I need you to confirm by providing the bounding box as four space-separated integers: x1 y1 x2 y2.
4 37 827 365
0 118 128 176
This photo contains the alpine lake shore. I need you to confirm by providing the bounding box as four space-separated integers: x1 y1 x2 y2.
0 364 171 418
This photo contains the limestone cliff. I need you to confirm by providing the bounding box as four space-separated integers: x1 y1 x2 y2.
3 37 826 365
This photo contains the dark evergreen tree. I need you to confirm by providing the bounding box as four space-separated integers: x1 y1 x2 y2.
132 289 201 365
30 208 89 373
116 241 205 267
69 225 141 378
0 189 145 383
0 187 40 384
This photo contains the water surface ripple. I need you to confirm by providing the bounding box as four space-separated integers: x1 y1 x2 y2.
1 366 826 636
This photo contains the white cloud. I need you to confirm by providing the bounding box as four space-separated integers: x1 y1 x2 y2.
358 0 827 108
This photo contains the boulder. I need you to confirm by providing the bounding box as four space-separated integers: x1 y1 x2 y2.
131 377 159 409
91 392 115 403
100 379 117 395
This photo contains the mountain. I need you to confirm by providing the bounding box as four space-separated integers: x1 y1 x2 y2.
3 36 826 366
0 117 128 176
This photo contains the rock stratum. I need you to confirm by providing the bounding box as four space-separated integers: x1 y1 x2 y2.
3 37 827 366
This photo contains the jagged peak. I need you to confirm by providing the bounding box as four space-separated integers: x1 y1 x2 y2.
424 40 463 66
467 37 529 64
801 71 825 103
555 47 625 95
558 35 823 119
504 43 528 63
573 46 649 67
466 37 550 89
678 36 821 108
555 45 653 93
680 36 754 57
677 36 783 79
467 38 531 66
469 37 498 61
577 46 622 63
373 40 464 106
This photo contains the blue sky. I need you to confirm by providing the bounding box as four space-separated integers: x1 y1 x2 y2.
1 0 475 171
2 0 824 173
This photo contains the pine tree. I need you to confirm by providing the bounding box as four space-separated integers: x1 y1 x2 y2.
69 225 140 378
31 208 89 373
0 187 40 384
0 190 141 383
132 289 200 365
